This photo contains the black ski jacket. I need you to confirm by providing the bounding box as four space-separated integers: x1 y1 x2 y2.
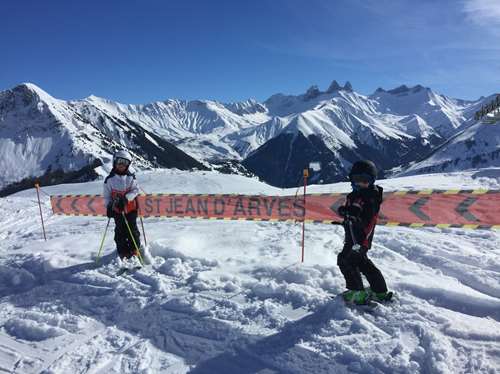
340 185 383 249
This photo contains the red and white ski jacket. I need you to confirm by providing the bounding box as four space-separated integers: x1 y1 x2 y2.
103 170 140 214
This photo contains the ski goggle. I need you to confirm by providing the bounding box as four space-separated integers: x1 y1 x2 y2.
115 157 130 166
349 174 373 184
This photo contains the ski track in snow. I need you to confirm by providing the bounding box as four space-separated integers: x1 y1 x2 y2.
1 171 499 373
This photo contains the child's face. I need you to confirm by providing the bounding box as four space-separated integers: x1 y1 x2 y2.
350 174 371 189
116 163 128 172
114 157 130 172
354 181 369 189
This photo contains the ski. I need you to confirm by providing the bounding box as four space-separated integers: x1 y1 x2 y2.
116 266 142 276
371 291 395 304
345 300 379 311
330 290 395 311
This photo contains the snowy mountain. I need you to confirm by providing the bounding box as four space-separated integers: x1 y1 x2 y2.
390 93 500 177
369 84 471 137
244 83 476 186
76 95 272 161
0 81 490 193
0 84 206 195
394 114 500 177
1 169 499 373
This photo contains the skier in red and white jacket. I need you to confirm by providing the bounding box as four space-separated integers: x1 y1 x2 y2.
103 150 141 260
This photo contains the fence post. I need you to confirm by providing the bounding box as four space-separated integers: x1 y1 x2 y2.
35 183 47 241
301 169 309 263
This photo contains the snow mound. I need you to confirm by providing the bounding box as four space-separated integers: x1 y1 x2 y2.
4 317 66 341
0 265 36 296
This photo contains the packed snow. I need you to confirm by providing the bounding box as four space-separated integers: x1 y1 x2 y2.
1 169 499 373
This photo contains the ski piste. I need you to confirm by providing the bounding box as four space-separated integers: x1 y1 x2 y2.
51 189 500 229
3 169 500 373
116 265 143 277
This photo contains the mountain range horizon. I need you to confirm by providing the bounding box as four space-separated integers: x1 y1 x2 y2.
5 80 491 106
0 80 498 195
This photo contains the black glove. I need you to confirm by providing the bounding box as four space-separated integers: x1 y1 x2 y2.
113 195 127 212
337 206 348 226
347 205 362 218
345 215 362 225
338 205 362 219
337 205 347 218
106 203 114 218
345 245 368 263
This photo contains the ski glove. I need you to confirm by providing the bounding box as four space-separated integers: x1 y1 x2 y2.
113 195 127 212
346 245 368 263
338 205 362 219
337 205 347 217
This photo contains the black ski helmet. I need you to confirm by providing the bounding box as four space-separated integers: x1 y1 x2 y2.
349 160 377 181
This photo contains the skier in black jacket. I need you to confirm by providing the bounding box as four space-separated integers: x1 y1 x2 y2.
337 160 391 304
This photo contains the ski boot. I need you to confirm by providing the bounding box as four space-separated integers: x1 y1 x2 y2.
367 289 394 303
342 290 370 305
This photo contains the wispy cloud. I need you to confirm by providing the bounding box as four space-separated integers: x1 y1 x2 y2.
463 0 500 27
254 1 500 99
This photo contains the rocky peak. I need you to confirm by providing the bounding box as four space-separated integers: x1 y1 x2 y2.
304 85 321 100
388 85 410 95
0 83 55 113
326 80 342 93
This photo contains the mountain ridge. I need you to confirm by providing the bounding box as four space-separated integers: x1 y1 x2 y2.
0 83 207 194
0 81 495 191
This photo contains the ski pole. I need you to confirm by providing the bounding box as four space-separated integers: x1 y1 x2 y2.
135 197 147 247
96 218 111 264
139 215 147 246
347 215 361 252
121 212 145 265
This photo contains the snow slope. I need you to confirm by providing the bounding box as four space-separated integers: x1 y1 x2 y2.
75 96 270 162
0 83 100 189
1 169 499 373
370 85 471 138
395 119 500 177
0 84 205 194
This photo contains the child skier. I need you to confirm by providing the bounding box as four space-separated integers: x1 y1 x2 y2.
103 150 142 266
336 160 391 304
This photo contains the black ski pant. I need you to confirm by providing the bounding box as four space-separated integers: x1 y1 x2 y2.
113 210 141 259
337 243 387 293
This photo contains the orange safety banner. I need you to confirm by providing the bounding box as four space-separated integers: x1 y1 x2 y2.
50 190 500 229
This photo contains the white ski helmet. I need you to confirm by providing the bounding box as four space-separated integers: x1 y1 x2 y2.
113 150 132 165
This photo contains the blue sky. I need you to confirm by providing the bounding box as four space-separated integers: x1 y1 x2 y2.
1 0 499 103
